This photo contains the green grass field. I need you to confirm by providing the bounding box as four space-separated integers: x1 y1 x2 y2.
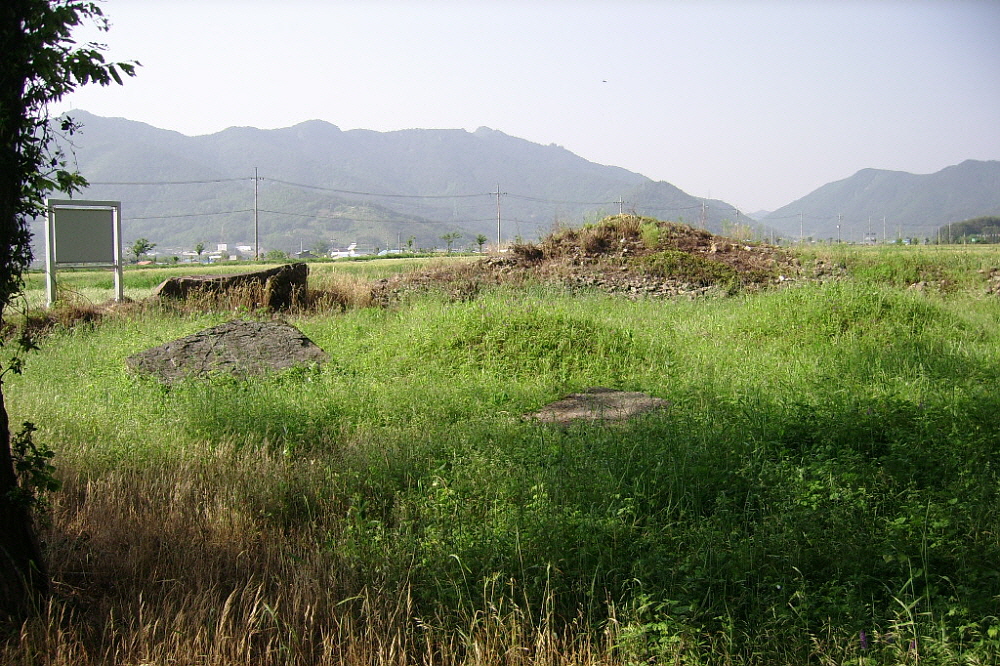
3 245 1000 664
20 256 465 308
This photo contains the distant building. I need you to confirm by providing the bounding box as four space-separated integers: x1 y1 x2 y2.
330 242 358 258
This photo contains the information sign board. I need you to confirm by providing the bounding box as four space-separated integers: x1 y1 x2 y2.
45 199 123 306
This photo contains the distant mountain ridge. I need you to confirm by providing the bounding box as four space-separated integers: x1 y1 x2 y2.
762 160 1000 242
49 112 739 255
46 112 1000 254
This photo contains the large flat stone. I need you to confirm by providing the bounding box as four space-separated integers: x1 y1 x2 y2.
126 319 328 383
152 263 308 311
527 387 671 424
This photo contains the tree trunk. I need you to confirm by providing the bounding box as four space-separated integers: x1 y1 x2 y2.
0 0 47 621
0 385 49 621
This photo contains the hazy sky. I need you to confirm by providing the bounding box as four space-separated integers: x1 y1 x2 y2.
53 0 1000 212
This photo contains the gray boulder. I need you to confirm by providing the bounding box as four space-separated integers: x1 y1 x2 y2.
152 263 308 311
126 319 328 383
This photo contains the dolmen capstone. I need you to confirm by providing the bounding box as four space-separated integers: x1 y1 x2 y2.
126 319 328 384
527 387 671 425
152 263 308 311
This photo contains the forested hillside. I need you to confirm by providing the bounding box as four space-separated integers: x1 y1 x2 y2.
47 112 738 256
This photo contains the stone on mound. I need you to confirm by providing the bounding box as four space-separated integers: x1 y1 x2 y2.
153 263 307 311
528 387 671 424
126 319 328 383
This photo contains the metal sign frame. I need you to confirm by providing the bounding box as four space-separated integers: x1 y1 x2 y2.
45 199 123 306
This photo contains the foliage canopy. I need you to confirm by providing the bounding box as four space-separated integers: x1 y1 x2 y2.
1 0 137 310
0 0 136 620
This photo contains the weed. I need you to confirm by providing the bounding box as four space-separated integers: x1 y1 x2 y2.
2 246 999 664
637 249 741 290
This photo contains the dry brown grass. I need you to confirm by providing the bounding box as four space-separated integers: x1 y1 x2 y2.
2 442 622 665
305 272 376 311
1 299 109 342
105 274 372 318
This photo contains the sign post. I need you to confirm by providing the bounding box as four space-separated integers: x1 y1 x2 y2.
45 199 123 306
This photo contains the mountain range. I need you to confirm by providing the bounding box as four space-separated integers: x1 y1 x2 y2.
762 160 1000 242
48 112 736 256
44 111 1000 255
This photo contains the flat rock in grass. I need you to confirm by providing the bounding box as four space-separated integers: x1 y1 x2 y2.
126 319 328 383
527 387 671 424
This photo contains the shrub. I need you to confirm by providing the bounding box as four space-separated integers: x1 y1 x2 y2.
637 250 740 289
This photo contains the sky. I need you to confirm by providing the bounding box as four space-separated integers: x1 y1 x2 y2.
53 0 1000 213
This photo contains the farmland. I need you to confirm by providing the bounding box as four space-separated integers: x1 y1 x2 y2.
3 222 999 665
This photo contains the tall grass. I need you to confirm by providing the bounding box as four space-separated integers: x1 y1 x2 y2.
801 243 1000 291
3 247 1000 664
20 257 453 309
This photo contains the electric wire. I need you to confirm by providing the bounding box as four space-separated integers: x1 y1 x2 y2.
87 172 821 244
126 209 253 221
265 177 493 199
90 177 247 185
506 193 620 206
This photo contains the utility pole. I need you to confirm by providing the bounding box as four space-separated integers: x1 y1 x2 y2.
838 213 842 244
617 197 624 216
496 183 503 248
700 200 706 228
253 167 260 260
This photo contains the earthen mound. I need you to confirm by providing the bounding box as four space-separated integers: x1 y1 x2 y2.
372 215 800 305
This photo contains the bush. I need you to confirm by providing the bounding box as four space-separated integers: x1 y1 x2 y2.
637 249 740 288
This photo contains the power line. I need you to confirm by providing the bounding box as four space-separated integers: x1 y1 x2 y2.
92 170 778 249
638 203 704 214
265 177 493 199
90 177 247 185
506 193 619 206
258 208 452 225
126 209 252 221
94 173 629 207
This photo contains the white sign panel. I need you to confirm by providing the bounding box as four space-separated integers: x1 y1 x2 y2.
51 206 117 263
45 199 123 306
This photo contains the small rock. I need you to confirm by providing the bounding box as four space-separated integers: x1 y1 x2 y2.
527 387 671 424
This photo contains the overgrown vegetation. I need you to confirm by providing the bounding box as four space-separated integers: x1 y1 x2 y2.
1 232 999 664
518 215 797 291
